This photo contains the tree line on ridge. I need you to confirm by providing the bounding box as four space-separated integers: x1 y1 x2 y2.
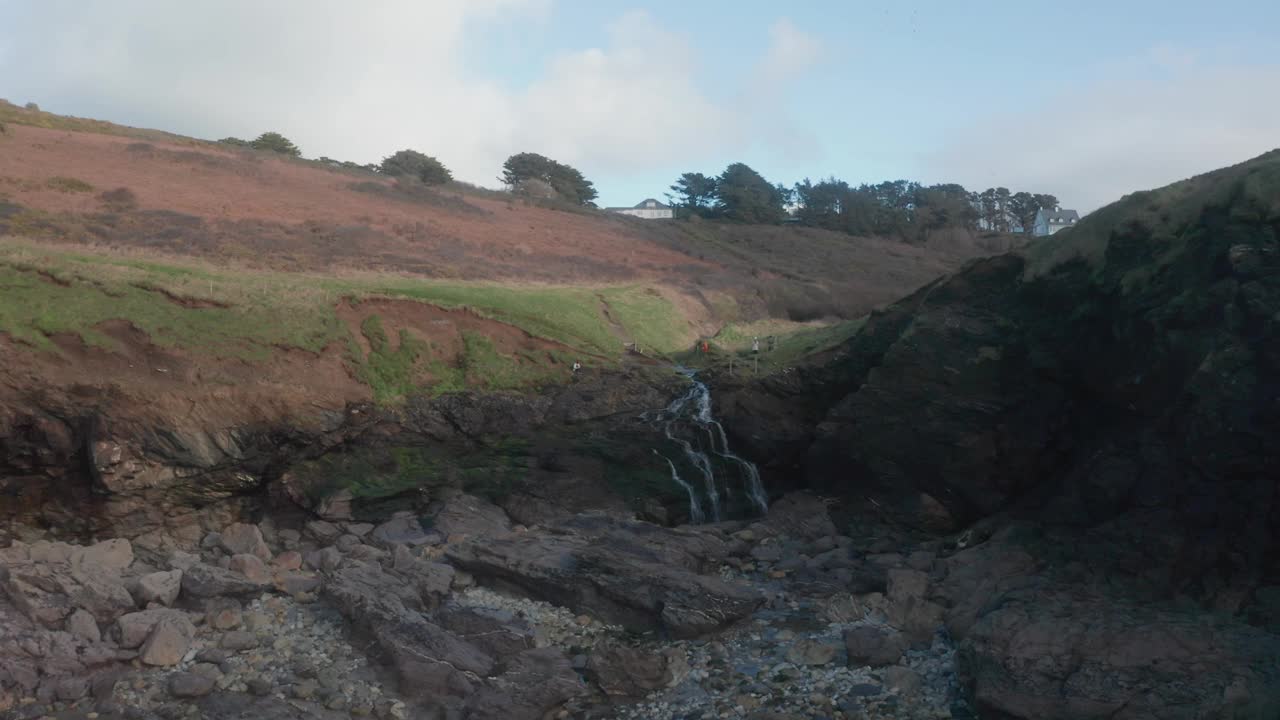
219 131 1058 238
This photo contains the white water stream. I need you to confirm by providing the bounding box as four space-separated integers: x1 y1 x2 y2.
654 369 768 522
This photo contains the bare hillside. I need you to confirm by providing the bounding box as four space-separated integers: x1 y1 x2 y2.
0 107 1014 325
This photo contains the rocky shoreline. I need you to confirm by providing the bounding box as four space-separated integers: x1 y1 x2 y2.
2 491 994 720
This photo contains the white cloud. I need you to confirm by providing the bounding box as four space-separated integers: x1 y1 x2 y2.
506 10 739 173
756 19 824 87
1 2 821 190
923 50 1280 212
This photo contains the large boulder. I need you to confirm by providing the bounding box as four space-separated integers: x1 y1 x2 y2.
765 493 837 541
843 625 906 667
64 608 101 643
431 495 511 541
462 648 585 720
587 641 678 697
323 559 588 716
961 589 1280 720
117 608 196 648
369 515 436 549
69 539 134 573
181 562 271 598
435 605 537 659
134 569 182 606
323 561 492 701
139 616 194 666
228 554 271 584
937 529 1280 719
218 523 271 561
169 671 216 698
2 539 135 627
447 517 759 637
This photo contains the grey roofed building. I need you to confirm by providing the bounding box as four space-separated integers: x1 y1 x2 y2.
606 198 674 220
1033 207 1081 236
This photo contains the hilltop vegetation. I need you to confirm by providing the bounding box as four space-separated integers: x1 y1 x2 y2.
670 162 1062 243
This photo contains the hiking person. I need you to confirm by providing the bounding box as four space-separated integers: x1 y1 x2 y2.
572 361 581 374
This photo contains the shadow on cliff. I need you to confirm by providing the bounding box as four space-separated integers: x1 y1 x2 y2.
714 150 1280 718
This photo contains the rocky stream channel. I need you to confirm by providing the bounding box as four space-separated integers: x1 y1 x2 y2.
0 486 980 720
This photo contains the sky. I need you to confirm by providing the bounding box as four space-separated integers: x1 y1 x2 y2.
2 0 1278 212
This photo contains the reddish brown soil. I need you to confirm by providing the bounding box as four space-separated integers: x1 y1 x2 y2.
0 318 367 432
0 125 1016 297
0 124 705 281
337 298 593 365
0 295 610 441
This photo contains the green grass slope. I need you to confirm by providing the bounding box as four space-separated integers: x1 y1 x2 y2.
0 241 695 399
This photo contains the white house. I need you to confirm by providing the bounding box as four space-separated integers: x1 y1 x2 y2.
1034 207 1080 236
607 198 674 220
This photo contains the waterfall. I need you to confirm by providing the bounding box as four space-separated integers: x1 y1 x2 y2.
653 368 768 521
653 450 704 523
664 427 721 522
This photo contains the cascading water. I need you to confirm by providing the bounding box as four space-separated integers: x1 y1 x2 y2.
653 450 704 523
653 368 768 522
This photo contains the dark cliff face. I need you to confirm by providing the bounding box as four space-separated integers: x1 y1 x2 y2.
0 369 686 540
707 152 1280 719
725 150 1280 595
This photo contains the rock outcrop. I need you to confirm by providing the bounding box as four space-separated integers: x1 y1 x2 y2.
1 368 679 539
446 513 761 637
717 150 1280 718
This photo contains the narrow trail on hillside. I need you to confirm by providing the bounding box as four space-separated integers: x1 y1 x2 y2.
595 293 630 347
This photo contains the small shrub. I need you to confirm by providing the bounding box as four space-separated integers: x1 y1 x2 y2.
99 187 138 211
379 149 452 186
23 102 39 112
249 131 301 157
46 177 94 193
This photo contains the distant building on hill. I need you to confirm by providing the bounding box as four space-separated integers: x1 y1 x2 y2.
607 198 674 220
1034 207 1080 236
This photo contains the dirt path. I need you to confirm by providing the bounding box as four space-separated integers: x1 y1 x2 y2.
595 294 630 345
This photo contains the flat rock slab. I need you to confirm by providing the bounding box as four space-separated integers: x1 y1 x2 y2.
446 519 760 638
182 562 271 598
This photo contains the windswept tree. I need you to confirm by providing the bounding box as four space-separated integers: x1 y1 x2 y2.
250 131 301 157
668 172 718 211
501 152 597 206
1007 192 1039 235
380 149 452 185
972 187 1013 232
793 177 850 229
548 164 597 206
1035 194 1060 211
916 183 978 233
715 163 786 224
